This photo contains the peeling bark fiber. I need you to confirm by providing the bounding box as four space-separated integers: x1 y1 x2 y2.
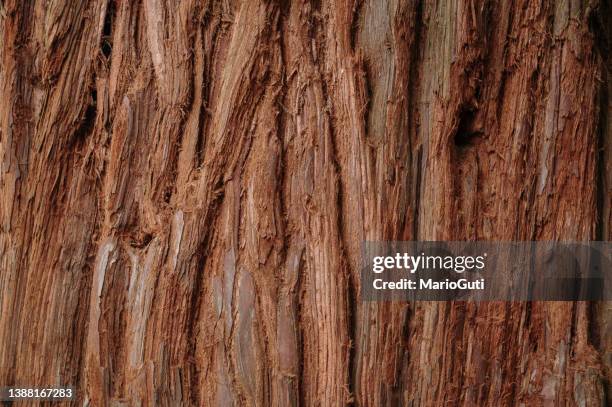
1 0 611 406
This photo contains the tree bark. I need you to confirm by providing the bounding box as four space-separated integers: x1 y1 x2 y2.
0 0 610 406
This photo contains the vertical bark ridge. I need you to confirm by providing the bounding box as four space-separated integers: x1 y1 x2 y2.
346 0 421 405
281 2 352 404
1 0 108 397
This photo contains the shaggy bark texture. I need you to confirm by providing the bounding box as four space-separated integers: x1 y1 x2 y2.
0 0 610 405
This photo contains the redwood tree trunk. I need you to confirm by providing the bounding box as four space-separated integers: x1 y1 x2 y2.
0 0 610 406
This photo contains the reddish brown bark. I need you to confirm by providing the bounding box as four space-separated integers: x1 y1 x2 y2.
0 0 610 405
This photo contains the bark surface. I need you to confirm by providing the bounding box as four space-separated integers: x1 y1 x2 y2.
0 0 610 406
